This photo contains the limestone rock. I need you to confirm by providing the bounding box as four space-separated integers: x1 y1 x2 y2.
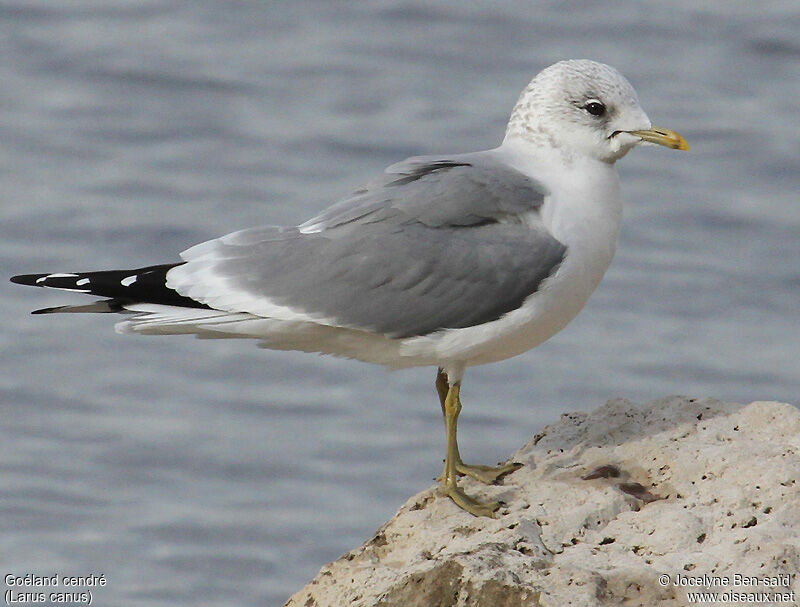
285 397 800 606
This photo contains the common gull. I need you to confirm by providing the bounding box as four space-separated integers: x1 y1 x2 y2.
11 60 688 517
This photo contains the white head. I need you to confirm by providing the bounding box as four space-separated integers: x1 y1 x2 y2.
504 60 688 163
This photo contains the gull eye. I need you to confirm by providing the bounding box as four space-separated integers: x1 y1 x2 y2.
583 99 606 117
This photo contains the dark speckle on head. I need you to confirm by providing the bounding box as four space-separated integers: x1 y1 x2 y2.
504 59 652 162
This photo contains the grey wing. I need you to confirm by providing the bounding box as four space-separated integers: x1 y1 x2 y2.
298 150 548 231
167 152 566 338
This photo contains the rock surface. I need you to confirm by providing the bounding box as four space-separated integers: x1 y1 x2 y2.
285 397 800 606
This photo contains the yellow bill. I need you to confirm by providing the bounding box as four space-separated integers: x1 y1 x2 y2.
629 127 690 151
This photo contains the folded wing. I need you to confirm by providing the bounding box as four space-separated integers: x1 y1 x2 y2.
168 151 567 338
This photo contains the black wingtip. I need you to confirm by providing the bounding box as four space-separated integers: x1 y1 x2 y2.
10 274 45 286
11 264 209 311
31 300 127 315
32 306 63 315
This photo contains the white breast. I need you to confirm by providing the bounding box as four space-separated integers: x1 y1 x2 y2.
398 148 623 368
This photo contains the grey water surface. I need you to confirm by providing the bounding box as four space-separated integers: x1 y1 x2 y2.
2 2 799 605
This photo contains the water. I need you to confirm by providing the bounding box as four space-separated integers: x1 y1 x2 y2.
2 2 799 605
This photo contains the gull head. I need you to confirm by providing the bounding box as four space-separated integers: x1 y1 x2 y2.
504 59 688 163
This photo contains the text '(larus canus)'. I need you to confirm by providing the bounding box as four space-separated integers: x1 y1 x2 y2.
11 60 688 517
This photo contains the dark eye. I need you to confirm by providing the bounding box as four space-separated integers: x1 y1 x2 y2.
583 100 606 117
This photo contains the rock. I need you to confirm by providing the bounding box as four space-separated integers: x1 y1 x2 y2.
285 397 800 607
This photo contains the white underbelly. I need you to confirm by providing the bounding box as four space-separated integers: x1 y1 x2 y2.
397 241 613 367
121 240 615 370
122 149 623 372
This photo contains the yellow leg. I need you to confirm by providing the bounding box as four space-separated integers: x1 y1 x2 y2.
436 369 522 485
438 372 505 518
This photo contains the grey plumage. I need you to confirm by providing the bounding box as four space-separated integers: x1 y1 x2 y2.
169 152 567 338
299 152 548 231
8 58 689 518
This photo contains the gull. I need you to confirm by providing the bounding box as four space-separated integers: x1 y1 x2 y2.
11 60 688 517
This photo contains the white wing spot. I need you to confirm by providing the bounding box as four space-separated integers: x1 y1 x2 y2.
76 278 90 286
42 273 78 281
121 275 138 287
297 223 323 234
